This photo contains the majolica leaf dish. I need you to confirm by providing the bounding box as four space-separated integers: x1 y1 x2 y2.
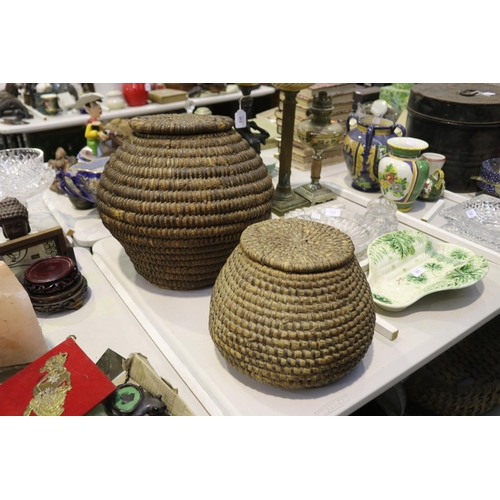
367 229 489 311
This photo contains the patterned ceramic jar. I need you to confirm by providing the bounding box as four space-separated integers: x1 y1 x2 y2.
343 115 406 192
378 137 429 212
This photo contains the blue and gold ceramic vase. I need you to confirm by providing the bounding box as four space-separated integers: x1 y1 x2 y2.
343 115 406 192
378 137 429 212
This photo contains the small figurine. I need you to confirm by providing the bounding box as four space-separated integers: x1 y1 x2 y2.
75 92 109 157
0 197 31 240
48 147 77 194
75 92 123 158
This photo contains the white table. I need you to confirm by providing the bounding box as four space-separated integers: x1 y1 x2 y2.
29 144 500 415
88 158 500 415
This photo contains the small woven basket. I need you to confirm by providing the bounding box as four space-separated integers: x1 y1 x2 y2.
209 218 376 389
96 113 274 290
405 319 500 416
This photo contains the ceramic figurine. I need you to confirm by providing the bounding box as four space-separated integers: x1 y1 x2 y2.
75 92 109 157
0 197 31 240
48 147 77 194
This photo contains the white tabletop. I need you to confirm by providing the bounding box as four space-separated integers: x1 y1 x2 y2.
36 246 211 416
0 86 276 135
90 163 500 415
30 145 500 415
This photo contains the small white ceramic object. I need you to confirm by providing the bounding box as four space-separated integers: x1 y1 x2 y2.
371 99 389 117
194 107 212 115
106 90 125 110
57 91 76 111
367 229 489 311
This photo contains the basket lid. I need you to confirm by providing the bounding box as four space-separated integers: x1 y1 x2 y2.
129 113 234 135
239 218 354 273
408 83 500 124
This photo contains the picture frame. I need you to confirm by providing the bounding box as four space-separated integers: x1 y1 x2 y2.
0 226 76 281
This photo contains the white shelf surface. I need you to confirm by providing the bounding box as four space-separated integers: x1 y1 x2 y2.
36 247 211 416
0 86 276 135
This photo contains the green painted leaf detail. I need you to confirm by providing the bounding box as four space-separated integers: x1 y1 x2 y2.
373 293 392 304
445 263 486 285
406 273 428 284
449 249 469 260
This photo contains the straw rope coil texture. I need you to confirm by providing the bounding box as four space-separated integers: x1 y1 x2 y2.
96 114 274 290
405 320 500 415
209 218 376 389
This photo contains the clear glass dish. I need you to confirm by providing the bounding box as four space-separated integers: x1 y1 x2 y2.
284 205 377 257
0 148 54 204
440 194 500 251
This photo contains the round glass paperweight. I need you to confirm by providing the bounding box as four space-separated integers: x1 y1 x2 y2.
0 148 54 204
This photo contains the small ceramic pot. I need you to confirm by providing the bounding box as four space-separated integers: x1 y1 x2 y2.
106 90 125 110
40 93 59 115
474 157 500 197
122 83 148 107
378 137 429 212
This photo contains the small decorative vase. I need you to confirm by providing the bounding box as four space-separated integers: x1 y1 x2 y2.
419 152 446 201
378 137 430 212
343 115 406 192
122 83 148 107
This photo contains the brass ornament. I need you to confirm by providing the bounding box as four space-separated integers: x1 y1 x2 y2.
24 352 72 416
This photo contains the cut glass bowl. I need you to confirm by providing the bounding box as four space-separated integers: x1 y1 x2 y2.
0 148 54 204
440 194 500 252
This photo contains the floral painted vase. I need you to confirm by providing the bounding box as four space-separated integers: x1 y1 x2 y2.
378 137 429 212
343 115 406 192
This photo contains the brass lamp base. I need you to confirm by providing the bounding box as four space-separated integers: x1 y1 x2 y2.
271 191 310 217
293 182 337 206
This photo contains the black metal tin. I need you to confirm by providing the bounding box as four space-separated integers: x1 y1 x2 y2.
406 83 500 192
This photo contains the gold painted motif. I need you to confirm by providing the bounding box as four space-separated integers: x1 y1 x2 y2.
24 352 72 416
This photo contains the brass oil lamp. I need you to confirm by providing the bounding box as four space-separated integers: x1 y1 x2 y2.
294 91 344 205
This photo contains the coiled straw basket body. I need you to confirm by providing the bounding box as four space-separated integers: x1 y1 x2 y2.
96 114 274 290
209 218 376 389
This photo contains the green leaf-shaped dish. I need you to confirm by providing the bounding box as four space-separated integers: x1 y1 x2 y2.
367 229 489 311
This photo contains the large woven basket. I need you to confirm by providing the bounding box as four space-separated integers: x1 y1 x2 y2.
209 218 376 389
96 113 274 290
405 319 500 415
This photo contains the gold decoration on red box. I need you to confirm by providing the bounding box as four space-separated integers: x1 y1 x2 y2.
0 337 116 416
24 352 72 416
